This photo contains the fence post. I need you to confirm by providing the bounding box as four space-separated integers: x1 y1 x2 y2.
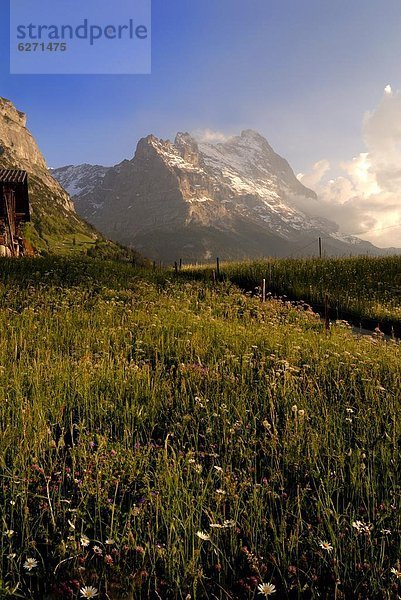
325 293 330 331
216 257 220 280
262 278 266 302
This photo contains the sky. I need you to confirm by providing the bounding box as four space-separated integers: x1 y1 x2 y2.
1 0 401 246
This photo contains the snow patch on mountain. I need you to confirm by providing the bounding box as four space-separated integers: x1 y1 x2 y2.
51 164 108 197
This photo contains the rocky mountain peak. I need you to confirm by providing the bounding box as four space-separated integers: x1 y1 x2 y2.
240 128 269 143
0 97 27 127
52 127 380 261
174 132 204 168
0 96 47 171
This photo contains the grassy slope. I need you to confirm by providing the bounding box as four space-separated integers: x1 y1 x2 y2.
0 150 138 260
182 256 401 329
0 257 400 598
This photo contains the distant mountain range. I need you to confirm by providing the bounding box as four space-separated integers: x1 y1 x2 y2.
0 94 395 261
52 130 387 261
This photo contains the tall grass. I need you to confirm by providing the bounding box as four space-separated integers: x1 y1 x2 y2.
181 256 401 326
0 258 400 598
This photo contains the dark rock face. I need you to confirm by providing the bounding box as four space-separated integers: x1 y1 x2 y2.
53 130 382 261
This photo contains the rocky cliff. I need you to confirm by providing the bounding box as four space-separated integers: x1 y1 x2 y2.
0 96 102 254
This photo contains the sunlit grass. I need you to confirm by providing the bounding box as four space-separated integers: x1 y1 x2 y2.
181 256 401 326
0 257 400 598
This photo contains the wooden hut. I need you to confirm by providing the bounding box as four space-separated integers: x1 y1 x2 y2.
0 169 30 256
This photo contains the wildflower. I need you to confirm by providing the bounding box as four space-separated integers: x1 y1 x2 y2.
210 523 223 529
223 519 236 527
258 582 276 596
23 557 38 571
7 553 16 559
298 409 305 418
381 529 391 535
105 538 115 545
391 567 401 579
319 540 333 552
196 531 210 541
80 535 90 547
80 586 99 598
104 554 113 565
93 545 103 555
214 465 223 472
352 520 373 535
4 530 14 538
291 405 298 413
216 489 226 495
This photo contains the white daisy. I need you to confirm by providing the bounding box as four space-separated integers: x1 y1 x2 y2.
23 557 38 571
319 540 333 552
80 586 99 598
196 531 210 541
258 582 276 596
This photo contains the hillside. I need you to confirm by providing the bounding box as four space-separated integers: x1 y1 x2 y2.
53 130 383 261
0 97 116 256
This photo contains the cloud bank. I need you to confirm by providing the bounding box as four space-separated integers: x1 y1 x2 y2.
298 85 401 248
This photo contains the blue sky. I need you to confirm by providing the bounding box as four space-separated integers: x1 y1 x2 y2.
1 0 401 172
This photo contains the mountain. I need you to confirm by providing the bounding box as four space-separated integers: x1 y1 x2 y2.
52 130 383 261
0 96 108 255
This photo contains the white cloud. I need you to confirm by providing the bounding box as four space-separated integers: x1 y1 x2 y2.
297 159 330 190
298 85 401 248
192 128 230 144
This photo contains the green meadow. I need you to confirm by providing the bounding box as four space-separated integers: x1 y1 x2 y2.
0 257 400 599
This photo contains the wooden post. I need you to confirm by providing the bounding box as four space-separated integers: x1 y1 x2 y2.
262 278 266 303
324 293 330 331
179 258 182 271
174 261 178 274
152 261 156 271
216 257 220 279
319 237 322 259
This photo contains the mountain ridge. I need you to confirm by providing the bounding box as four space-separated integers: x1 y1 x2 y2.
52 129 389 261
